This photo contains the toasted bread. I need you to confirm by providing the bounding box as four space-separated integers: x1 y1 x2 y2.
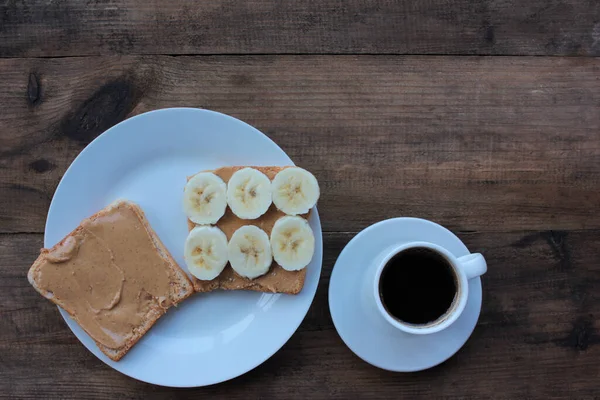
188 166 309 295
28 200 194 361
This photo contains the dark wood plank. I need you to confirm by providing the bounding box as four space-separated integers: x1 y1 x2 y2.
2 230 599 398
1 0 600 57
1 56 599 234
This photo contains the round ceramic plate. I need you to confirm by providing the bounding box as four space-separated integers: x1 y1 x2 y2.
329 218 482 372
44 108 323 387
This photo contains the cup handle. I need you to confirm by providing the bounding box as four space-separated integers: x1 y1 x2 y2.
456 253 487 280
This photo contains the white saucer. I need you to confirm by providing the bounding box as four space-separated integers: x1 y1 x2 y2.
45 108 323 387
328 218 482 372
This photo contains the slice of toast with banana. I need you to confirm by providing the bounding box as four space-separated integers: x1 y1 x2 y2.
182 166 320 295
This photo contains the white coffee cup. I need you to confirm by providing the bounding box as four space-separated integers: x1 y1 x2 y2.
372 241 487 335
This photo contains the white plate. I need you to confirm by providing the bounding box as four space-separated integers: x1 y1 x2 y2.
328 218 481 372
44 108 323 387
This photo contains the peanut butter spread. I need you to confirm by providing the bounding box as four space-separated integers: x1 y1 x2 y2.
36 203 174 349
190 166 308 293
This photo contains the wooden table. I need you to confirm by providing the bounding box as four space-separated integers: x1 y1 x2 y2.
1 1 599 398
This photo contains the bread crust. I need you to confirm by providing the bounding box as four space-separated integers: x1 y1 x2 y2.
28 200 194 361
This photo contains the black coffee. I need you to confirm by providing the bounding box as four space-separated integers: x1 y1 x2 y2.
379 247 457 325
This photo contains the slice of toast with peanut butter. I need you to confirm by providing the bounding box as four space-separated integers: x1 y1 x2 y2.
27 200 194 361
188 166 309 295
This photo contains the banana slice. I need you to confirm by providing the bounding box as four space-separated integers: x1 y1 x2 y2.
183 172 227 224
270 216 315 271
227 168 272 219
271 167 320 215
184 226 229 281
228 225 273 279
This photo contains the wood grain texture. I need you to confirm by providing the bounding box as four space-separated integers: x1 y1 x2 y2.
2 0 599 397
2 230 599 398
1 0 600 57
0 56 599 233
